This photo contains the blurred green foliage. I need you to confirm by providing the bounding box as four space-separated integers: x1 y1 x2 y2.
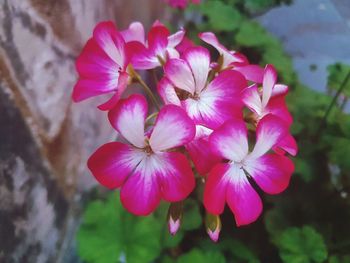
77 0 350 262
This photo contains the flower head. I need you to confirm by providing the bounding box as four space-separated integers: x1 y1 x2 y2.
72 21 130 110
88 95 196 215
160 46 247 129
204 115 294 226
129 21 185 70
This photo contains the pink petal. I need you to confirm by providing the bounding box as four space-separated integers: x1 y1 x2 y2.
242 84 263 116
186 126 221 175
108 94 147 148
148 21 169 57
183 47 210 93
266 96 293 127
164 58 195 94
250 115 288 159
128 41 160 70
204 163 231 215
149 105 195 151
226 165 263 226
272 84 288 97
209 119 248 162
87 142 143 189
185 70 246 129
121 22 145 44
73 38 119 102
199 32 247 67
234 65 264 83
168 28 186 48
176 37 195 54
97 72 129 111
245 154 294 194
157 77 181 106
93 21 126 67
158 152 195 201
120 155 161 215
274 133 298 156
262 64 277 107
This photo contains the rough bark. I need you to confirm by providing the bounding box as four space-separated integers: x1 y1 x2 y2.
0 0 165 262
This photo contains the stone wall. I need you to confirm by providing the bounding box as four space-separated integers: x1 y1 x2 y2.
0 0 165 262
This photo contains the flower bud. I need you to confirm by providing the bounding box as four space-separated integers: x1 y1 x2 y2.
205 212 221 242
167 202 183 235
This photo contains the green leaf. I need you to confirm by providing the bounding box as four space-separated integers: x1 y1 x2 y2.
77 193 162 263
327 63 350 97
199 1 242 32
328 137 350 171
277 226 328 263
177 249 226 263
244 0 275 14
294 158 314 183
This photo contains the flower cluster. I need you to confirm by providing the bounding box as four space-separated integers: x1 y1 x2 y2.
73 21 297 241
164 0 201 9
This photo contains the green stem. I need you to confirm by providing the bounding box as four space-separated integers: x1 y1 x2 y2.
318 71 350 134
129 66 161 110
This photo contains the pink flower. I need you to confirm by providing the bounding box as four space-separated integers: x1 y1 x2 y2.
165 0 201 9
121 22 145 44
186 125 221 175
204 115 295 226
88 94 196 215
129 21 185 70
72 21 130 111
242 64 297 156
159 46 247 129
199 32 264 83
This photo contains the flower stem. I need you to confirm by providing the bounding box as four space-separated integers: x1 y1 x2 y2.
318 70 350 134
129 65 161 110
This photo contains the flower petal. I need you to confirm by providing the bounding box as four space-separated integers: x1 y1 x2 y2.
266 96 293 127
262 64 277 107
199 32 247 67
108 94 147 148
242 84 263 116
183 47 210 93
226 165 263 226
186 126 221 175
121 22 145 44
157 77 181 106
87 142 144 189
183 70 246 129
158 152 195 201
245 154 294 194
93 21 126 67
120 155 161 215
234 65 264 83
204 163 230 215
249 115 288 159
168 28 185 48
273 133 298 156
148 21 169 57
164 58 195 94
150 105 195 152
97 72 129 111
209 119 248 162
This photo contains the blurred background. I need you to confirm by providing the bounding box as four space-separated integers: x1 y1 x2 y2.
1 0 350 262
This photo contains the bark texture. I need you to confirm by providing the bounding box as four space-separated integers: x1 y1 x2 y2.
0 0 165 262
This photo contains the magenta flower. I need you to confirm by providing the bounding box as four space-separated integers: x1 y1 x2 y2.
242 64 298 155
88 94 196 215
199 32 264 83
129 21 185 70
204 115 295 226
160 46 247 129
165 0 201 9
72 21 130 111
